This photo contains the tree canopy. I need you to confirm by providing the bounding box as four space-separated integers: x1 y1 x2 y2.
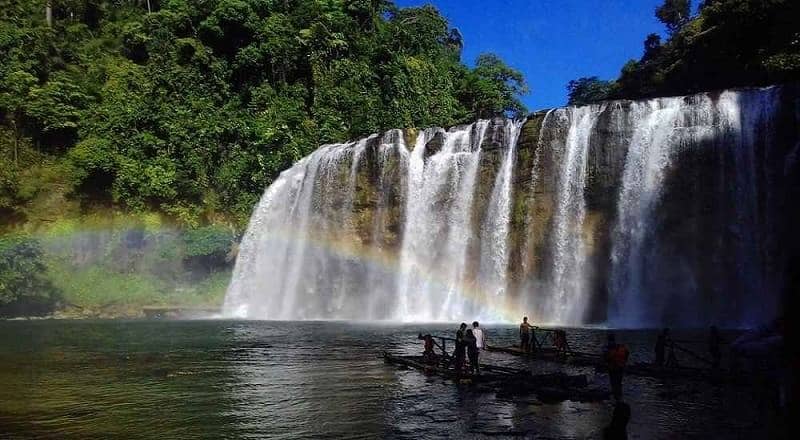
655 0 690 35
566 77 615 106
0 0 529 228
566 0 800 105
0 234 59 316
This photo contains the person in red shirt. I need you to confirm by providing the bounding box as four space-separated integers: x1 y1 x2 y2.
605 332 630 401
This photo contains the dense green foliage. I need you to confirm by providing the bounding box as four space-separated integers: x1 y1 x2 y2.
0 0 528 228
655 0 690 35
567 0 800 104
182 225 236 272
0 235 59 316
566 77 616 106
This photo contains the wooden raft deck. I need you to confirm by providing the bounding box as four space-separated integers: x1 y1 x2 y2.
486 344 746 383
382 352 609 402
486 345 600 367
382 352 523 381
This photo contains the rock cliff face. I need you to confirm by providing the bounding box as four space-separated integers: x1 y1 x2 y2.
225 85 799 326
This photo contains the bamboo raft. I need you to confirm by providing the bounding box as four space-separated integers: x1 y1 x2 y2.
382 352 518 382
382 334 610 403
486 345 600 367
486 329 748 384
488 344 722 378
383 352 609 402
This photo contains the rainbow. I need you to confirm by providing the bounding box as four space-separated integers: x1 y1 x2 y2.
242 224 535 324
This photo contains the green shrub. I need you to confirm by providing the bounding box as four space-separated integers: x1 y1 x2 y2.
181 225 236 275
0 235 60 316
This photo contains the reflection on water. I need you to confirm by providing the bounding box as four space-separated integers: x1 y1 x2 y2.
0 321 784 439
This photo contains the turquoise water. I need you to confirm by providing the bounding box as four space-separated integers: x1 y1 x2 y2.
0 321 785 439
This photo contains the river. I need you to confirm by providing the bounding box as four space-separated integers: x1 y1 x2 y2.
0 320 784 439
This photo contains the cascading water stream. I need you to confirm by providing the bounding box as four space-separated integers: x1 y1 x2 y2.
364 130 406 318
541 105 597 324
476 120 523 316
225 86 792 326
395 122 489 321
521 110 553 279
608 89 780 327
609 98 688 327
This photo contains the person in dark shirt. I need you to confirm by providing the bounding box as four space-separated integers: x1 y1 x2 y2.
554 329 568 357
418 333 436 364
654 328 670 367
603 401 631 440
465 329 479 374
454 323 467 373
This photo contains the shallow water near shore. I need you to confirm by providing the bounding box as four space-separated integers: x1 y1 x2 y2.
0 320 784 439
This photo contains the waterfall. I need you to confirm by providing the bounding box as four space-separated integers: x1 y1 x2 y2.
223 134 407 320
476 120 523 315
395 121 489 321
608 89 780 327
548 106 598 323
223 149 323 319
364 130 406 318
225 86 793 326
609 98 689 327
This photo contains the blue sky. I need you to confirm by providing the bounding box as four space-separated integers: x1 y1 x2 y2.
395 0 668 111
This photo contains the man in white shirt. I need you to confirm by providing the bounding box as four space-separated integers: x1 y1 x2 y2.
471 321 485 374
472 321 485 349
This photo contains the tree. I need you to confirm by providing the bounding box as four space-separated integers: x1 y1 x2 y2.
583 0 800 101
0 0 532 228
0 235 59 317
643 33 662 60
0 71 36 165
566 77 616 106
182 225 236 274
24 73 90 150
447 28 463 53
459 53 529 119
655 0 690 35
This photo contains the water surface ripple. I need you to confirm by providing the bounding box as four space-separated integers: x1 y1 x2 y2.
0 321 781 439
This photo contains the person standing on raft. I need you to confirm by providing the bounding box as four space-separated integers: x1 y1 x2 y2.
654 328 671 367
472 322 485 370
465 329 479 375
454 323 468 373
605 332 630 401
519 317 533 352
554 329 568 358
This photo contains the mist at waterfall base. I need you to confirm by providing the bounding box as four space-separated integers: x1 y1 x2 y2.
225 86 797 327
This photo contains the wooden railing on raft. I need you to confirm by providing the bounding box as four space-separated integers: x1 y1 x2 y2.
431 329 714 369
483 327 586 357
408 330 753 385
